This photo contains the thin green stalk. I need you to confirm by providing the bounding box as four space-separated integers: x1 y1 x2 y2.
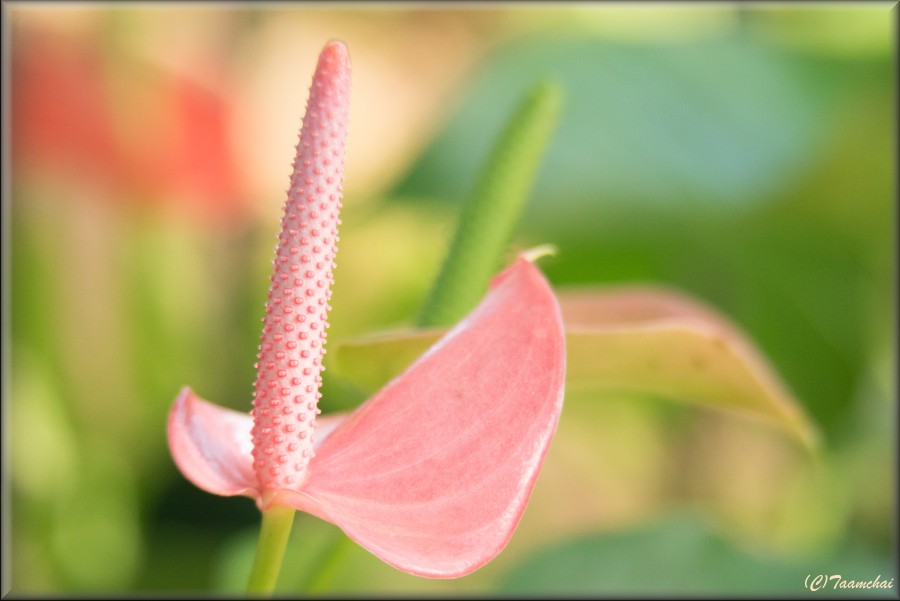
417 81 563 327
246 505 296 595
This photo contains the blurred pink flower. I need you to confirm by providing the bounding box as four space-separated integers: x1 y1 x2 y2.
167 41 566 578
12 27 244 223
12 31 121 186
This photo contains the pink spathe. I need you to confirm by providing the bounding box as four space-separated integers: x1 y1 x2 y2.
167 40 566 579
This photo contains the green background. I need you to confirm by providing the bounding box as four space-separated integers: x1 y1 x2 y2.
7 4 895 595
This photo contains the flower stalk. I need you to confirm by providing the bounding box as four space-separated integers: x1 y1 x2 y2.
246 506 296 594
417 81 562 327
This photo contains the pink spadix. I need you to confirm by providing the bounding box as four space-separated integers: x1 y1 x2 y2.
248 40 350 495
167 40 566 578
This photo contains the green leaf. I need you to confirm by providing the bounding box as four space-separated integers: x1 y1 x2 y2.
330 328 439 395
331 286 818 450
565 326 816 449
496 512 895 595
392 33 845 223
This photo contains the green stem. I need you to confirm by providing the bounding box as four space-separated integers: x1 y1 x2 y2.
246 505 296 595
417 81 563 327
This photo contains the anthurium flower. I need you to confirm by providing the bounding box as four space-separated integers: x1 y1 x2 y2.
167 40 566 579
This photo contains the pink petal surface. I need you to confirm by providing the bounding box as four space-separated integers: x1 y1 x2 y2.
168 387 257 498
277 257 566 577
168 387 350 502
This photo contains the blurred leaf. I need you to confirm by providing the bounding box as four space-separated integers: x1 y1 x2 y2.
330 328 436 396
746 7 892 57
565 327 815 448
48 447 142 591
331 286 817 449
212 527 258 593
557 284 818 449
497 513 896 595
392 33 842 224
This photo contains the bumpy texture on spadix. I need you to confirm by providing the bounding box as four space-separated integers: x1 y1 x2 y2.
168 40 566 579
169 40 350 501
250 41 350 492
